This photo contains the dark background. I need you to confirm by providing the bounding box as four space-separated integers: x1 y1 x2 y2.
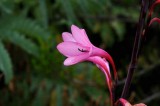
0 0 160 105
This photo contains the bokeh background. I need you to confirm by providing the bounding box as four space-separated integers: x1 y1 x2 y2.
0 0 160 106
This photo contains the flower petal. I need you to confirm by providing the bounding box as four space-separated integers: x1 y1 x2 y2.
71 25 92 46
133 104 147 106
87 56 112 96
62 32 76 42
91 46 117 81
64 53 89 66
57 41 89 57
87 56 111 82
87 56 113 105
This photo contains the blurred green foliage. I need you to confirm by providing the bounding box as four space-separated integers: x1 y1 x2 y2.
0 0 160 106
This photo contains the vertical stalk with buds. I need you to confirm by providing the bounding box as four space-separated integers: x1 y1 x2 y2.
121 0 149 99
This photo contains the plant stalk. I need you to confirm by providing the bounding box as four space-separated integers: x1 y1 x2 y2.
121 0 149 99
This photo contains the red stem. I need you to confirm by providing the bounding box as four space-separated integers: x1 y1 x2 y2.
121 0 149 99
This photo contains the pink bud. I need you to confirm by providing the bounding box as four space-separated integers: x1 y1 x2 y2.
149 17 160 26
118 98 147 106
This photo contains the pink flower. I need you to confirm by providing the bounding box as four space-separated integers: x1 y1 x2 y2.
118 98 147 106
57 25 117 105
57 25 117 80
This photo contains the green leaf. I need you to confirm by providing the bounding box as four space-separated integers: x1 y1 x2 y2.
75 0 93 29
10 17 50 41
111 21 125 41
38 0 48 28
58 0 79 25
0 31 39 56
84 86 102 101
0 16 50 41
32 79 53 106
0 41 13 84
56 85 63 106
101 23 115 47
0 0 14 14
73 96 85 106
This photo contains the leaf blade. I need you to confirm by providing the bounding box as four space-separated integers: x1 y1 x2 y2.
0 41 13 84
